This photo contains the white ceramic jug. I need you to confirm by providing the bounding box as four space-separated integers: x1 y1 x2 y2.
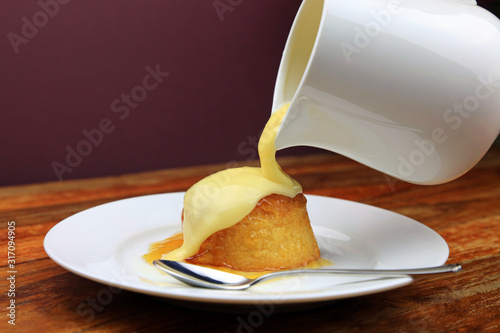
273 0 500 185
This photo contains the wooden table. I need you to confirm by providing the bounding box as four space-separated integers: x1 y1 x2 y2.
1 147 499 332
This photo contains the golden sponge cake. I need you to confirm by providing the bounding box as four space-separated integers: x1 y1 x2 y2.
186 193 320 271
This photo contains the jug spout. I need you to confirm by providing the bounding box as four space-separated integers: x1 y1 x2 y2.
273 0 500 185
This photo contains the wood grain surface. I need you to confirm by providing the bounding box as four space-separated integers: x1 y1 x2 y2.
1 147 499 332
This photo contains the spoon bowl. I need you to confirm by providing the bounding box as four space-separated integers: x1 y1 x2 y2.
153 260 462 291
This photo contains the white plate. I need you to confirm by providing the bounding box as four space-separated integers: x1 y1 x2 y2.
44 193 449 308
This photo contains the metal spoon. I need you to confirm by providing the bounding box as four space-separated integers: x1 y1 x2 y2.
153 260 462 291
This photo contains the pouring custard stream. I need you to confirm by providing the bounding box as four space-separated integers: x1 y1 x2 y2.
155 103 302 262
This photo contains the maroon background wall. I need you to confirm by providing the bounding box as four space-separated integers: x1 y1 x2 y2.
1 0 499 186
0 0 304 186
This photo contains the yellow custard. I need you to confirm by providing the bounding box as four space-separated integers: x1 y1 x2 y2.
161 103 302 262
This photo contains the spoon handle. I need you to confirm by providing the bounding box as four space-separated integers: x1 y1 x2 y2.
268 263 462 278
